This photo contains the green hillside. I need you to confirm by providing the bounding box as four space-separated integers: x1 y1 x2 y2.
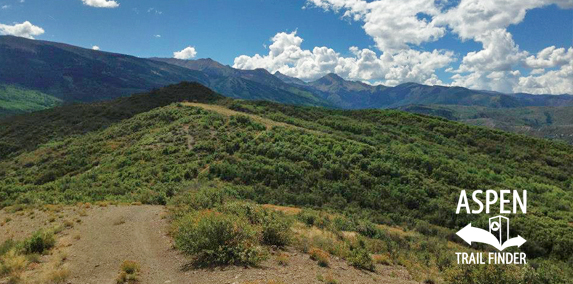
400 105 573 144
0 85 62 117
1 83 572 282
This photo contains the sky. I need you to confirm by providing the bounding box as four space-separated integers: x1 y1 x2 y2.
0 0 572 94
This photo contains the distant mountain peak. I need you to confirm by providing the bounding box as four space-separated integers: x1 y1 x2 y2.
311 73 346 86
323 73 344 82
274 71 307 85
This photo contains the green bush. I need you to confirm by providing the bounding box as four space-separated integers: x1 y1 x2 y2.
347 247 374 271
22 230 55 254
174 210 265 266
260 211 292 247
297 209 330 228
219 201 265 225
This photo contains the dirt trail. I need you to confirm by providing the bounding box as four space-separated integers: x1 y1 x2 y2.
2 205 420 284
182 102 321 134
66 205 189 284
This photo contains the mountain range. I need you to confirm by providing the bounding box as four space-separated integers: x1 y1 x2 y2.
2 35 573 143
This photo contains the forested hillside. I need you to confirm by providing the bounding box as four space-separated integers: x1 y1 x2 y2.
400 104 573 144
1 82 572 282
0 85 62 117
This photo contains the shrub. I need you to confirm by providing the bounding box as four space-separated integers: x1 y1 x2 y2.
220 202 265 225
173 185 234 211
175 210 265 266
121 260 140 275
23 230 55 254
347 247 374 271
298 210 330 228
309 248 330 267
261 212 292 247
116 260 140 284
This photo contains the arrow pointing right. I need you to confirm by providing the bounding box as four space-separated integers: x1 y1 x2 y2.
456 224 527 251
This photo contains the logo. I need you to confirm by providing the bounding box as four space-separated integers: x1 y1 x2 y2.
456 216 526 251
454 190 528 265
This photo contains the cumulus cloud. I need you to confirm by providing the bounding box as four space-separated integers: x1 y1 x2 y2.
174 46 197 60
92 46 100 50
433 0 573 93
515 62 573 94
524 46 573 69
448 29 528 92
307 0 445 51
0 21 44 39
81 0 119 8
233 31 454 86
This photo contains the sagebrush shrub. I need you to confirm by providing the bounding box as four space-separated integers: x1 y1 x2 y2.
175 210 265 266
23 230 55 254
347 247 374 271
261 211 292 247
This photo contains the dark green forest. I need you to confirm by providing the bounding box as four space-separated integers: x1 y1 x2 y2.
1 82 572 282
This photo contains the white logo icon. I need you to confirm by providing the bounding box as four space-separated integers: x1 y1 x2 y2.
456 215 526 251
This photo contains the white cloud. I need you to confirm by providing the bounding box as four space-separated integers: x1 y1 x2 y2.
515 62 573 94
435 0 573 41
449 29 528 92
530 68 545 75
458 31 518 69
524 46 573 69
307 0 445 51
174 46 197 60
0 21 44 39
81 0 119 8
1 5 10 9
154 34 161 38
92 45 100 50
233 31 454 85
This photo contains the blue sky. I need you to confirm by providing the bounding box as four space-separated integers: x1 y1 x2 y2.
1 0 572 94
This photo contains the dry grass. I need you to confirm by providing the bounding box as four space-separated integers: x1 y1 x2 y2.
276 253 289 266
95 201 110 207
242 280 287 284
317 273 339 284
262 204 302 216
309 248 330 267
373 254 393 265
42 266 70 284
0 249 27 282
116 260 140 284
